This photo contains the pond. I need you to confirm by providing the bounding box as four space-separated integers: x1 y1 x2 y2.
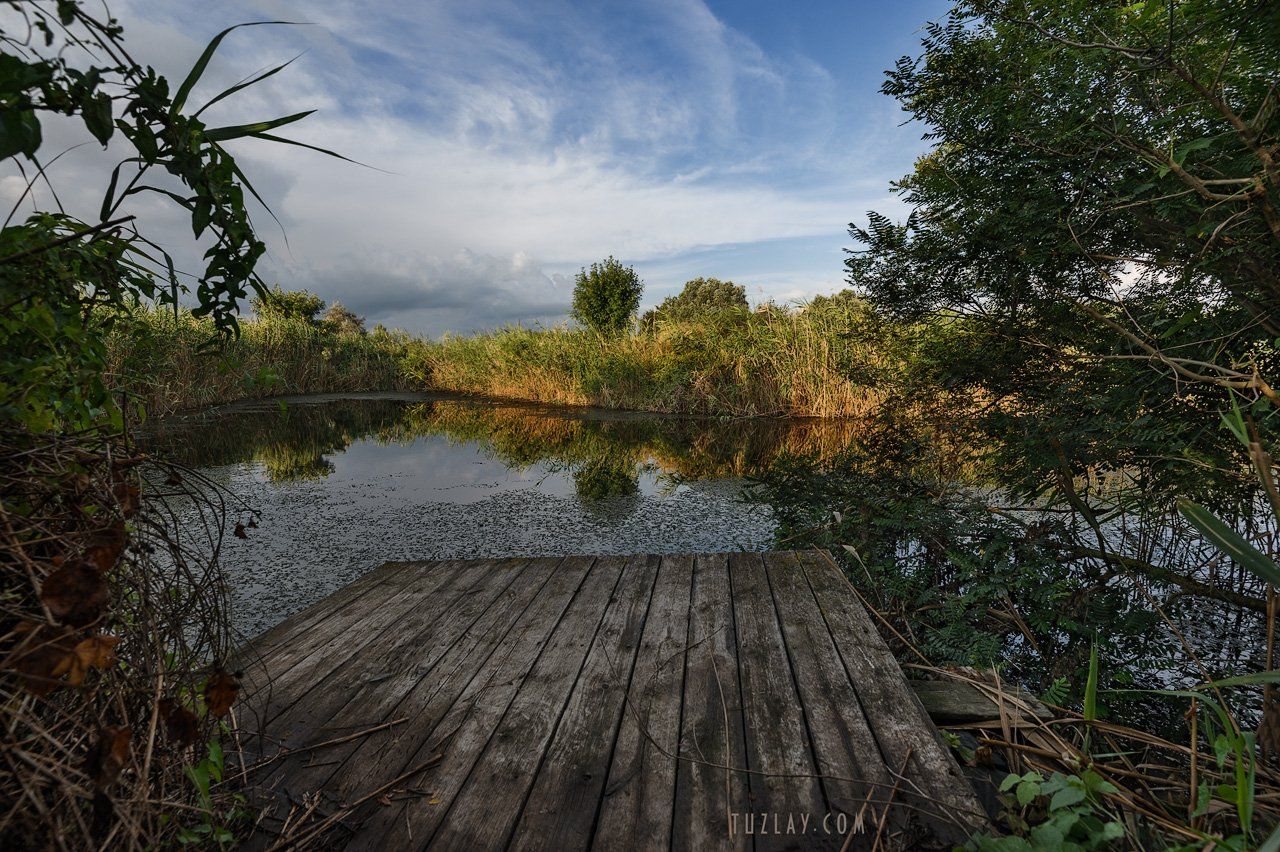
148 392 858 639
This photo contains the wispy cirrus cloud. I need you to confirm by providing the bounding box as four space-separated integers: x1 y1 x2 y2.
1 0 938 334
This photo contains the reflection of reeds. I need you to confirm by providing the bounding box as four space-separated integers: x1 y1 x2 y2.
146 393 991 490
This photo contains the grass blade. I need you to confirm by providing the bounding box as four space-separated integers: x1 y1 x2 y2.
194 55 303 118
171 21 299 116
1178 499 1280 586
205 110 315 143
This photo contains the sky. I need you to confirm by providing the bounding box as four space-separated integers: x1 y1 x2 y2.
3 0 950 336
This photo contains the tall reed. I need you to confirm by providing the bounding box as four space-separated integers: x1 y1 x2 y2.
405 300 899 418
104 307 412 417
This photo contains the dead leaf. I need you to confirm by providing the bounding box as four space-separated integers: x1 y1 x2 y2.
9 622 77 696
246 518 258 529
85 521 127 573
113 482 141 518
66 634 120 686
84 725 131 789
233 522 247 539
159 698 199 747
40 559 109 626
204 670 239 717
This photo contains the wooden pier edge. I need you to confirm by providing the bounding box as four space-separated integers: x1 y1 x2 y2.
232 551 988 850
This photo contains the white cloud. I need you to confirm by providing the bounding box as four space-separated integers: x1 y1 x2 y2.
2 0 927 335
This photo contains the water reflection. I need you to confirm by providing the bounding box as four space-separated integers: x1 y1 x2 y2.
149 393 857 638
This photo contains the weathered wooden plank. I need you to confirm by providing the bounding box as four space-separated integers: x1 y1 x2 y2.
431 556 639 850
507 554 661 852
241 559 481 725
730 551 831 851
671 553 751 852
248 558 520 803
592 554 694 850
233 561 419 671
321 557 566 804
796 550 986 843
234 552 988 850
344 555 604 851
910 680 1050 724
767 551 898 849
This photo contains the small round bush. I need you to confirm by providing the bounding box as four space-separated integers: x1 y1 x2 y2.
571 257 643 334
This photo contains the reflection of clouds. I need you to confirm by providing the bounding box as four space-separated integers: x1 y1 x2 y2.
329 433 685 504
162 395 794 636
206 467 774 638
331 435 580 502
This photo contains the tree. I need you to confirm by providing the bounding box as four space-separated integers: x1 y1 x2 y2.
571 256 643 334
849 0 1280 507
322 301 367 336
252 287 326 324
649 277 747 323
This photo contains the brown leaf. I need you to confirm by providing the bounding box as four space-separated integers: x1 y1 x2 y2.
1259 697 1280 763
233 522 247 539
159 698 199 747
40 559 109 626
204 670 240 717
8 622 77 696
85 521 127 573
66 634 120 686
113 482 141 518
246 518 258 529
84 725 132 789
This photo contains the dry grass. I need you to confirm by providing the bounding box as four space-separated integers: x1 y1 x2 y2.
104 308 412 418
0 428 249 848
405 302 898 418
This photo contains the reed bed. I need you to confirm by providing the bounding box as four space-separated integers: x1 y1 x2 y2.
405 302 898 418
106 298 910 420
103 309 412 418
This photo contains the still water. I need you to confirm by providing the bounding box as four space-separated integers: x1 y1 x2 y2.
149 392 855 638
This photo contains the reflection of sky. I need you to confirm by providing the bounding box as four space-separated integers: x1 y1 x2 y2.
176 402 774 639
315 435 687 503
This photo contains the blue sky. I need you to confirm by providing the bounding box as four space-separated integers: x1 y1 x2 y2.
4 0 950 335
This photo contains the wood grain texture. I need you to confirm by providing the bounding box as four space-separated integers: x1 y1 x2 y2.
234 551 986 851
591 554 694 851
796 550 987 845
671 554 750 852
348 555 602 850
728 551 831 852
508 554 661 852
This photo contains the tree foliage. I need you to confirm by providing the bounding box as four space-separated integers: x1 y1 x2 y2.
651 276 747 322
849 0 1280 510
322 301 367 336
571 256 643 334
0 2 339 430
251 286 326 325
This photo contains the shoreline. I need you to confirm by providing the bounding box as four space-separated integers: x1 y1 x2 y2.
153 387 874 425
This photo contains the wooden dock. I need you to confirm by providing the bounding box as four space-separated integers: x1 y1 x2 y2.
233 552 986 850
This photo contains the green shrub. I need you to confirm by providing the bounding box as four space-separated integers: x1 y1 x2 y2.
571 257 643 334
250 286 326 324
645 276 747 326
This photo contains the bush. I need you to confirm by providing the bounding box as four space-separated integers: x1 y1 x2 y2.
251 286 326 324
646 277 747 326
571 257 643 334
322 301 366 336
